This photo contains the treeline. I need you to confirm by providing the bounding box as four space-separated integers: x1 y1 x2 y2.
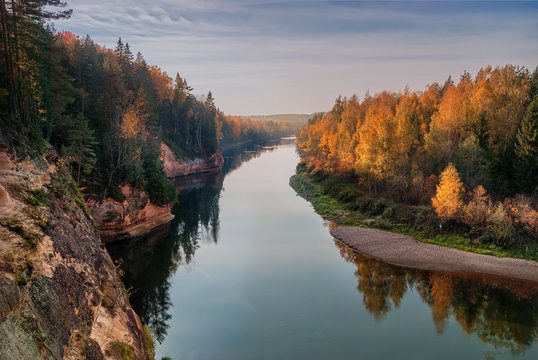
219 115 297 150
0 1 293 206
297 65 537 246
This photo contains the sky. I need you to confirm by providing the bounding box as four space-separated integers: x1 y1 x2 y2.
54 0 538 115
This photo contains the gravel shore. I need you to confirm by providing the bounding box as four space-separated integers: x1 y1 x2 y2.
330 226 538 282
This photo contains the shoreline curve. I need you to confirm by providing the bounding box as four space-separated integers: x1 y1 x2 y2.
330 226 538 283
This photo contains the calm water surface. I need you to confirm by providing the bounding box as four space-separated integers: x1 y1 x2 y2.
108 144 538 360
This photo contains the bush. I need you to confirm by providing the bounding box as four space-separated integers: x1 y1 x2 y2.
143 325 155 360
336 184 363 205
462 185 491 227
109 342 134 360
24 189 49 207
504 194 538 237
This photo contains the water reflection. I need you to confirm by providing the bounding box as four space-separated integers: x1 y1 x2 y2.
108 139 536 357
107 140 288 343
221 137 295 175
334 239 538 355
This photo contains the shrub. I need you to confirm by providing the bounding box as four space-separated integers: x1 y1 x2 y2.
504 194 538 237
484 203 517 246
109 342 134 360
143 325 155 360
462 185 491 227
24 189 49 207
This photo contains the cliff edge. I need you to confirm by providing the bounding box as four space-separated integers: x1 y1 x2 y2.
0 145 153 359
86 185 173 243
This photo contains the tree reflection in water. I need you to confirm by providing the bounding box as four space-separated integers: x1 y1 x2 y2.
107 173 223 343
334 239 538 355
107 141 288 344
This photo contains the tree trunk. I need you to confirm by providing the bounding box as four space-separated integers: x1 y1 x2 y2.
0 0 18 118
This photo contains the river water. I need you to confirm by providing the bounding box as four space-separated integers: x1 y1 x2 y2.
108 143 537 360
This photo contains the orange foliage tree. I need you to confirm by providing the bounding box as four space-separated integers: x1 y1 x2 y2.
432 163 464 221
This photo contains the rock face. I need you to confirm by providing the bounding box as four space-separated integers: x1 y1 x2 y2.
85 143 223 243
0 149 152 359
87 185 173 242
161 142 224 178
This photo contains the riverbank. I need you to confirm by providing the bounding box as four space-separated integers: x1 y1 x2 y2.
290 166 538 262
331 226 538 282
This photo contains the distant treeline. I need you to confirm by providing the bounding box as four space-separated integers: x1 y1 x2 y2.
297 65 537 246
219 115 297 150
0 1 293 205
241 113 312 125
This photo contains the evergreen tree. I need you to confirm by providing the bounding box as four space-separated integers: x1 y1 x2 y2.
63 113 97 183
529 66 538 100
514 97 538 193
124 42 133 64
115 37 124 55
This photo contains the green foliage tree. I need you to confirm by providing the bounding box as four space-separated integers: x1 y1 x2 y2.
63 113 97 183
513 97 538 193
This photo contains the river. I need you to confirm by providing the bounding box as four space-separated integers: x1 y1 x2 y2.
108 142 538 360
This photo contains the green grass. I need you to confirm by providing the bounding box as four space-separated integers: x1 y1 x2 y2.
290 168 537 261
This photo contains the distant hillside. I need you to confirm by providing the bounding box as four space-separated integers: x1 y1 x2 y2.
240 114 313 125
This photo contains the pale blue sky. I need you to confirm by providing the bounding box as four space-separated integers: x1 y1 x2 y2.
55 1 538 115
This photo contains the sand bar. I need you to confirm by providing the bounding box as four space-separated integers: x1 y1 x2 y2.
330 226 538 282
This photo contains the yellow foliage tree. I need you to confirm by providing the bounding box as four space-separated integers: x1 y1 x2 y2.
432 163 464 221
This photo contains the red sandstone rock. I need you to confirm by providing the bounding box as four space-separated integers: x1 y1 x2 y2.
88 184 173 242
0 145 12 171
0 184 13 208
161 142 223 178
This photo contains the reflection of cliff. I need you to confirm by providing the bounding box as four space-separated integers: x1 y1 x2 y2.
334 240 538 355
161 142 223 178
171 169 224 193
107 172 223 343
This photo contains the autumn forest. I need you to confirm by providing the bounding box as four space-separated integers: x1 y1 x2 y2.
297 66 538 251
0 1 297 206
1 1 538 359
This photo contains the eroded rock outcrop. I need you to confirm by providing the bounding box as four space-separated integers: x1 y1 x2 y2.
161 142 223 178
0 149 153 359
87 185 173 242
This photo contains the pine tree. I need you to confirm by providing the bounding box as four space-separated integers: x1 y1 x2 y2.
529 66 538 100
432 163 464 221
513 97 538 193
124 42 133 64
115 37 124 55
63 113 97 183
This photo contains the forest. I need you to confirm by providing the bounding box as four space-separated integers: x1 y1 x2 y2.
297 65 538 249
0 0 295 206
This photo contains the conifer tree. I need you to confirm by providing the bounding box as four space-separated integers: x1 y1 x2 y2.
514 97 538 193
63 113 97 183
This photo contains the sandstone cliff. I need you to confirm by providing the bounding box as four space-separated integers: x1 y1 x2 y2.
85 143 224 243
161 142 223 179
87 185 173 243
0 145 153 360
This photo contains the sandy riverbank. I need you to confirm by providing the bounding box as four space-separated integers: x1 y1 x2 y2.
330 226 538 282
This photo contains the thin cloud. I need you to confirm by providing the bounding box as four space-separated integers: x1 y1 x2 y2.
56 0 538 114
